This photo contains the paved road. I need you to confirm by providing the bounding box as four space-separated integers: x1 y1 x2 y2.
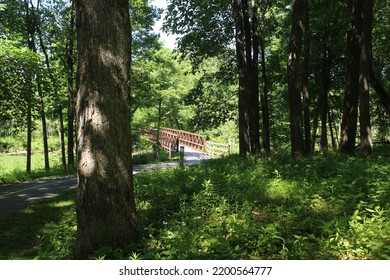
0 147 209 220
0 175 77 219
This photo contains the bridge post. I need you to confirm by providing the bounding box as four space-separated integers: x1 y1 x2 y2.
179 146 185 166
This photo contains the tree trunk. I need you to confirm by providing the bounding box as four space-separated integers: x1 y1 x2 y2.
340 0 359 155
26 85 32 173
233 0 250 156
156 98 163 160
37 24 66 169
259 5 270 153
66 0 75 170
320 46 331 153
25 0 34 173
75 0 138 258
302 0 311 154
370 67 390 119
311 109 319 151
37 79 50 172
328 110 337 149
287 0 305 157
247 0 261 156
25 0 50 172
358 0 373 156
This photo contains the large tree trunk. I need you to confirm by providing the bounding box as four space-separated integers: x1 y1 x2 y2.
75 0 138 258
340 0 359 155
358 0 373 156
287 0 305 157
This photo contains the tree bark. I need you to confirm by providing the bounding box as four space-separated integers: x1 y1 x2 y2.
24 0 33 173
320 46 331 153
66 0 76 170
233 0 250 156
358 0 373 156
302 0 311 154
287 0 305 157
259 3 270 153
25 0 50 171
75 0 138 258
340 0 359 155
37 79 50 172
37 23 66 169
247 0 261 156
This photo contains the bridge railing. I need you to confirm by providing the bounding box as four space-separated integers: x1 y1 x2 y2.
205 140 231 157
140 127 231 157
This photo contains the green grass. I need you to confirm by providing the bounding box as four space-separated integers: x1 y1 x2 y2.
0 146 389 260
0 151 75 184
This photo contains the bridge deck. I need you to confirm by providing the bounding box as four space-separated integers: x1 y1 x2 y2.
133 146 210 174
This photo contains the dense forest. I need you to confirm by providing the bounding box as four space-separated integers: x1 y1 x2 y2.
0 0 389 260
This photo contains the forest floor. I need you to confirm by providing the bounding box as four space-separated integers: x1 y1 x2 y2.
0 146 389 260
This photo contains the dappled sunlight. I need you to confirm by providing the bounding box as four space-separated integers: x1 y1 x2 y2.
79 149 96 177
1 149 389 260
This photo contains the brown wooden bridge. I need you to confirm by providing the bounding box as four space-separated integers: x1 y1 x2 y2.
141 127 232 157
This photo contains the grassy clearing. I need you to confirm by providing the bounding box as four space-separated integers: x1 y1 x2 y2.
0 151 74 184
0 147 389 260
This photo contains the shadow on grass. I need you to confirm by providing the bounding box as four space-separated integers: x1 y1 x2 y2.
0 190 77 260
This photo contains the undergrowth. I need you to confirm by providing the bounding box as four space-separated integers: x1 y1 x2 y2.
0 146 389 260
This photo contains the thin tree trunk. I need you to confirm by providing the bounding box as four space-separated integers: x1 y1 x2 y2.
247 0 261 156
370 67 390 118
75 0 138 258
66 0 75 170
311 109 319 151
156 98 163 160
320 46 331 153
25 0 49 172
233 0 250 156
328 110 337 149
25 0 33 173
302 0 311 154
259 17 270 153
26 85 32 173
37 24 66 169
287 0 305 157
37 79 50 172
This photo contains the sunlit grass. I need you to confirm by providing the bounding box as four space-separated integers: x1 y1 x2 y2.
0 151 74 184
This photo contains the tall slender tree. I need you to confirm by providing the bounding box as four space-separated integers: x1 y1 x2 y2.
340 0 360 155
302 0 311 154
287 0 305 157
75 0 138 258
66 0 76 169
259 1 270 153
